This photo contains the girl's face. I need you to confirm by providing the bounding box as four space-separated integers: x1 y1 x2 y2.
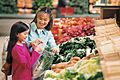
36 12 50 29
17 30 29 42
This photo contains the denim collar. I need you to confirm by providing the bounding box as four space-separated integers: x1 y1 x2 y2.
30 22 46 35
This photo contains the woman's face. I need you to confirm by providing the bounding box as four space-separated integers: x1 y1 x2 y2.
36 12 50 29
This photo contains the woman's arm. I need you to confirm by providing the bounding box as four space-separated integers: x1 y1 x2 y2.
47 31 58 53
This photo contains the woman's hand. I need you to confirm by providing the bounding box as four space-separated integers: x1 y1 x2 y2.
51 47 59 54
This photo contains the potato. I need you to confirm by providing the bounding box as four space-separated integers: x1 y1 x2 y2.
70 57 81 61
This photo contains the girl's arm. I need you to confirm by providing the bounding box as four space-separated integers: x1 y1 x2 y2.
12 47 40 69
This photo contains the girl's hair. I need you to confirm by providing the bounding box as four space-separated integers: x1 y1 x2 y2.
31 7 53 31
6 21 29 64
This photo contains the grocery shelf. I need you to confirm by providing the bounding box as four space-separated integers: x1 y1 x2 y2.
0 14 35 19
64 14 100 18
0 13 100 19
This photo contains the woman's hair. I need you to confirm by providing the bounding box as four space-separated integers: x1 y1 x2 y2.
31 7 53 31
6 21 29 64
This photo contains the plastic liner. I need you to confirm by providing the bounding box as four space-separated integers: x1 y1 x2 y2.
33 50 54 80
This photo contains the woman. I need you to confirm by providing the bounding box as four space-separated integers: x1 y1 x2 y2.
26 7 58 79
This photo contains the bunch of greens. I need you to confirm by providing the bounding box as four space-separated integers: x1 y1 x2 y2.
0 0 17 14
32 0 52 13
53 37 96 64
68 0 89 14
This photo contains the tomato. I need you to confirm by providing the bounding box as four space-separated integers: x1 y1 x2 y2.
54 34 59 40
51 27 59 34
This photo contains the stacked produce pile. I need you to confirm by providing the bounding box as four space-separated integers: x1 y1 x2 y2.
94 18 120 80
44 56 103 80
52 17 95 44
53 37 97 64
17 0 32 14
0 0 17 14
42 37 104 80
68 0 89 14
32 0 52 13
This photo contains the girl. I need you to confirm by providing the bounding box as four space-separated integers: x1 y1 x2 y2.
8 21 41 80
26 7 58 79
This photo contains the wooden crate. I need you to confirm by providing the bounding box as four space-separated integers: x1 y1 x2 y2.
101 60 120 80
94 19 106 26
104 18 116 25
94 18 120 80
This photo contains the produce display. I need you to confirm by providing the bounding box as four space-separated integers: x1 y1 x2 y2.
17 0 32 14
40 17 104 80
37 18 120 80
52 17 95 44
32 0 53 13
51 57 81 73
32 36 100 79
44 57 103 80
53 37 96 64
0 0 17 13
68 0 89 14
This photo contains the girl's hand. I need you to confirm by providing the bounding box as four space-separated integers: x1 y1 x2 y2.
51 47 58 54
30 39 43 49
34 45 43 52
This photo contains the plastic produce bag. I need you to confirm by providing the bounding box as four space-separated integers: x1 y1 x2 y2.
33 50 54 80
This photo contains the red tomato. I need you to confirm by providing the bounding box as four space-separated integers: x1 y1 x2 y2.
51 27 59 34
54 34 59 40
